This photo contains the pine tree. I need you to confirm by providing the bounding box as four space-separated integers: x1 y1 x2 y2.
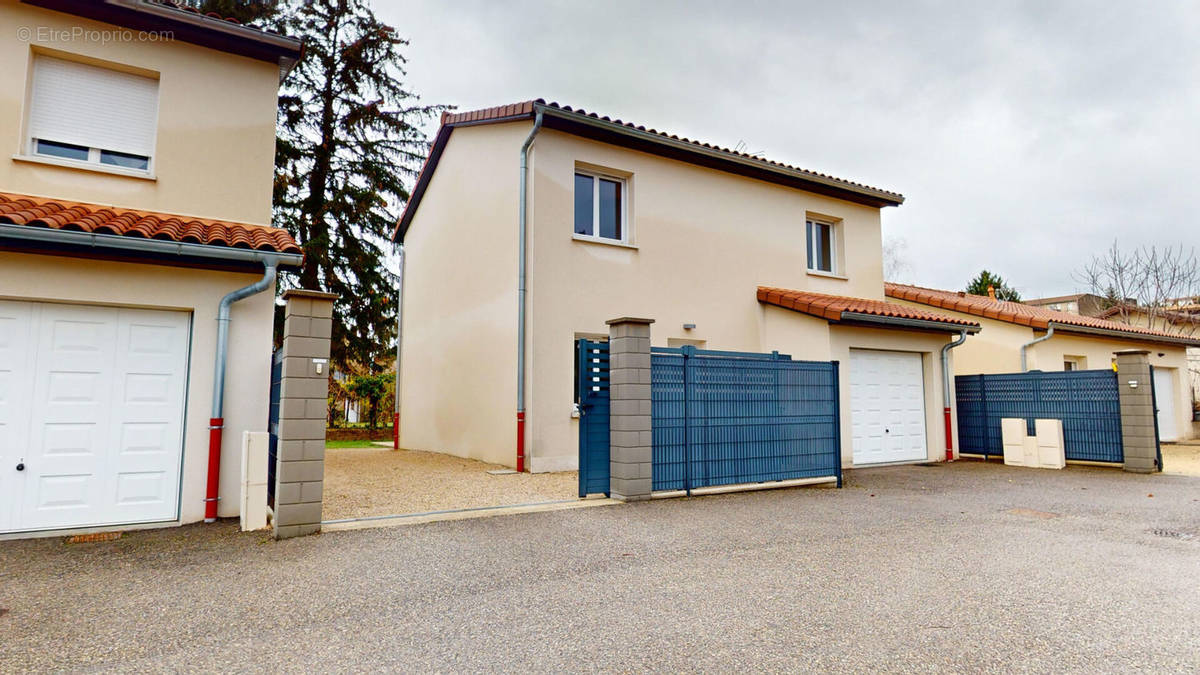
966 270 1021 302
194 0 445 371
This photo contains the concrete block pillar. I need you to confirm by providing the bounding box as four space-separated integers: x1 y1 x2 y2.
274 289 337 539
1115 349 1158 473
606 317 654 501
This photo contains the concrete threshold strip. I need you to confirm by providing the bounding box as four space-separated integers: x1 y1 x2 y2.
321 496 616 532
321 476 836 533
650 475 837 499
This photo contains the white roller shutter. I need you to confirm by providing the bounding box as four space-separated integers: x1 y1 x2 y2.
28 56 159 158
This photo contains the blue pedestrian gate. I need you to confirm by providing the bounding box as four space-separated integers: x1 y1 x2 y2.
955 369 1124 463
577 340 611 497
577 342 842 496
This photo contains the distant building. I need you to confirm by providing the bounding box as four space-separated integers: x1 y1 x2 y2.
1024 293 1112 317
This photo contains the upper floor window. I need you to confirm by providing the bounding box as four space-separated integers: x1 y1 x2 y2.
806 219 836 273
27 56 159 174
574 170 625 242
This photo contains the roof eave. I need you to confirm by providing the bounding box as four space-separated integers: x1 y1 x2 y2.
21 0 303 74
839 311 981 334
0 222 304 267
537 104 904 208
1046 321 1200 348
392 101 906 242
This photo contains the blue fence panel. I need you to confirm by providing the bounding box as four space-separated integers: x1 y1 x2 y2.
266 349 284 507
955 369 1123 463
651 346 841 492
577 340 611 496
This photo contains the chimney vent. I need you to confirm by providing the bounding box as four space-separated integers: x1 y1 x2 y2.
987 284 997 301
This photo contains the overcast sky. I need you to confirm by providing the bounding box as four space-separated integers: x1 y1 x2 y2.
381 0 1200 299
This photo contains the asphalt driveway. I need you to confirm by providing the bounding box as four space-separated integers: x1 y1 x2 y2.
1 461 1198 673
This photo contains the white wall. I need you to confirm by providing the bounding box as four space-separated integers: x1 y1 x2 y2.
397 122 525 467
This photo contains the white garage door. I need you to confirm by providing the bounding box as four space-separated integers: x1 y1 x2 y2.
1153 367 1178 442
0 300 190 534
849 349 928 465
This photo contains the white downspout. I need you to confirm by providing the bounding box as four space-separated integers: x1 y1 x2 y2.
393 244 405 449
205 262 278 522
941 329 968 461
516 108 544 472
1020 323 1056 372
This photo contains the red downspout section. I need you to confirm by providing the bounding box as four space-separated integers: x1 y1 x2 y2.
393 412 400 450
943 407 954 462
205 418 223 521
516 411 526 472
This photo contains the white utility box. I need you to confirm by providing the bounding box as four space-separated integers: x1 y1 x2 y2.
1000 418 1065 469
1034 419 1066 469
1001 418 1028 466
240 431 270 531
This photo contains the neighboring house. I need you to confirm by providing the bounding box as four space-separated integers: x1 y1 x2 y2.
392 99 982 473
1024 293 1110 317
1095 305 1200 407
330 368 362 424
0 0 302 538
886 284 1200 441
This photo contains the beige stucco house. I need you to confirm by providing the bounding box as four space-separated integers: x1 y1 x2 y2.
886 284 1199 442
0 0 302 538
393 99 984 474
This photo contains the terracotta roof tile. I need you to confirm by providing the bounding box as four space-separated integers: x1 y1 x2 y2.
757 286 979 329
0 192 301 256
885 283 1200 345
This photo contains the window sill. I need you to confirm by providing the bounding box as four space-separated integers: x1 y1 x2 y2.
806 269 848 281
572 234 638 250
12 154 156 181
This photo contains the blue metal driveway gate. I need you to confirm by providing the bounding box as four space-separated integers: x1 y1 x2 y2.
267 349 284 507
578 343 843 496
955 369 1124 463
652 347 841 493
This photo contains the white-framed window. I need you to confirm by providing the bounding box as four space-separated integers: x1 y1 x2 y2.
26 55 159 174
806 218 837 273
573 170 626 242
1063 355 1086 371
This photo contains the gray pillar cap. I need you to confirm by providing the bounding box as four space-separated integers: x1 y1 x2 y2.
1113 349 1151 356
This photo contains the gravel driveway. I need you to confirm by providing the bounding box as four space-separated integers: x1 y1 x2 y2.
1162 441 1200 476
1 462 1197 672
322 445 577 520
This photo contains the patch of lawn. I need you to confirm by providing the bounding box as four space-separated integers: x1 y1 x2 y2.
326 439 390 449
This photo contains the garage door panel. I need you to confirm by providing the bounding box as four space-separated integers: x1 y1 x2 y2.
114 470 170 508
2 302 190 534
850 349 928 465
30 473 93 510
108 309 189 523
0 301 35 532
